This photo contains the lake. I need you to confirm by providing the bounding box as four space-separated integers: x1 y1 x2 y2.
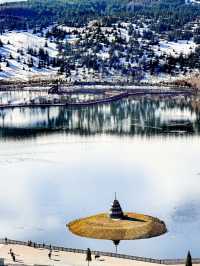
0 94 200 259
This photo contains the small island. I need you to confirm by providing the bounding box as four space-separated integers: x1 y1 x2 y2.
68 196 167 246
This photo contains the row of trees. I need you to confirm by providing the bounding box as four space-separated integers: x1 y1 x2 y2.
1 0 200 32
86 249 193 266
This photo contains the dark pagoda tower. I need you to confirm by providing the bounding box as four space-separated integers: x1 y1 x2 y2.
109 193 124 220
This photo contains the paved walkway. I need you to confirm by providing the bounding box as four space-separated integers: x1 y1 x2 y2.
0 244 166 266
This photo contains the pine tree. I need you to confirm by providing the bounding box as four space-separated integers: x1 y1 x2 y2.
52 57 57 68
186 251 192 266
28 57 34 68
38 60 43 69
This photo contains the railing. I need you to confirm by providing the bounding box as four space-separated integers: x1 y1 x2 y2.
1 239 200 265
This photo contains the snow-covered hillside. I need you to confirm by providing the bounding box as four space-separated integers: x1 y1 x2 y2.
155 40 196 57
0 20 199 83
0 31 58 81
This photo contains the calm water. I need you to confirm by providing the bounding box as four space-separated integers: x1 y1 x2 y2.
0 94 200 259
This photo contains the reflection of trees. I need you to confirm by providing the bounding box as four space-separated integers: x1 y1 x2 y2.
0 96 199 138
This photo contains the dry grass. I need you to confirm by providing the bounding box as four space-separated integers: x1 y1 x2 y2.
68 212 167 241
174 74 200 91
187 75 200 90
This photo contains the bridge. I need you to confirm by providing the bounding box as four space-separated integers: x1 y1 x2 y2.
0 89 194 110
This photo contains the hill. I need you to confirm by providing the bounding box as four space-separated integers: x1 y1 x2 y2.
1 0 200 83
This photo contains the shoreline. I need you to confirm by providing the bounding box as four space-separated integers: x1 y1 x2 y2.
0 239 199 265
0 80 194 92
0 88 195 110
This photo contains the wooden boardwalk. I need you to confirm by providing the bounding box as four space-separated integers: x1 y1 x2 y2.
0 89 194 110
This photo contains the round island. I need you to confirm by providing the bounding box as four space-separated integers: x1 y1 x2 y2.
67 195 167 252
68 212 166 240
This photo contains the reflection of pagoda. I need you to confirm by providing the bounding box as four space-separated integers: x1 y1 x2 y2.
109 193 124 220
109 193 124 252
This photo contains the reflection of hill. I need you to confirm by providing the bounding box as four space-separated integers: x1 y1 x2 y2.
0 127 62 139
0 97 199 139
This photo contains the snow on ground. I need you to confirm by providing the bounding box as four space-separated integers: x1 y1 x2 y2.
0 0 25 2
96 51 110 60
0 26 197 83
155 40 196 57
0 31 58 81
59 25 84 34
187 0 200 3
0 31 58 57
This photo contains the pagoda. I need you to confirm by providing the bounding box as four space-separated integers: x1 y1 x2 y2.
109 193 124 219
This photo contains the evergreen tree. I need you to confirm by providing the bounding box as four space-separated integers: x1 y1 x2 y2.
58 63 65 74
38 60 43 69
0 39 3 47
28 57 34 68
186 251 192 266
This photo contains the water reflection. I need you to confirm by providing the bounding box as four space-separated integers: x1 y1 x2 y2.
0 94 200 258
0 134 199 258
0 96 200 138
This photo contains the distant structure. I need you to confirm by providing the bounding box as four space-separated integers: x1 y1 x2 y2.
109 193 124 219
